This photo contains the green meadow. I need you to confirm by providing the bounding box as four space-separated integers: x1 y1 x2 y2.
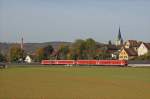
0 66 150 99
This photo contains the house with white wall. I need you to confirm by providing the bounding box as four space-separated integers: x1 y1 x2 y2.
119 48 137 60
25 55 32 63
138 42 150 56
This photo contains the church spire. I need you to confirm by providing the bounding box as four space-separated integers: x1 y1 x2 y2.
118 27 122 40
115 27 123 46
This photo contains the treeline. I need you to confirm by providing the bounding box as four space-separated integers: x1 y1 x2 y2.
34 38 111 62
0 38 111 63
1 38 150 63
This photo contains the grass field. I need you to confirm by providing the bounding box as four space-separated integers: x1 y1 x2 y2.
0 66 150 99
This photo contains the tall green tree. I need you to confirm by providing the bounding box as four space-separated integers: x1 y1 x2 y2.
85 38 97 59
43 45 54 59
108 40 112 45
71 38 97 59
35 45 54 62
72 39 86 59
95 47 111 60
58 45 69 59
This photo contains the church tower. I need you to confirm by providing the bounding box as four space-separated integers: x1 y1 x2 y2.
115 27 123 46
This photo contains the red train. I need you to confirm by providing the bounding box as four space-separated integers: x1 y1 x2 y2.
41 60 128 66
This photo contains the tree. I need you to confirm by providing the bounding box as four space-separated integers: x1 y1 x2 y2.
58 45 69 59
108 40 112 45
133 51 150 60
67 47 78 60
35 48 46 62
35 45 54 62
85 38 97 59
95 47 111 60
145 51 150 60
9 45 25 62
70 38 98 59
0 52 6 62
72 39 86 59
43 45 54 59
96 51 111 60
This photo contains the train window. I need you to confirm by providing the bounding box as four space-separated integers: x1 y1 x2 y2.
124 56 127 58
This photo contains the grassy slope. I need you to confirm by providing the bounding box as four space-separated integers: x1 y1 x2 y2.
0 66 150 99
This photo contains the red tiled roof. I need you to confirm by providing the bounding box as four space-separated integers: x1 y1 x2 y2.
125 40 141 47
143 43 150 50
52 50 59 56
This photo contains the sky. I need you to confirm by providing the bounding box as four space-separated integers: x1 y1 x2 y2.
0 0 150 43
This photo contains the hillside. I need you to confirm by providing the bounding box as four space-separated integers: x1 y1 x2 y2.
0 42 72 55
0 41 106 55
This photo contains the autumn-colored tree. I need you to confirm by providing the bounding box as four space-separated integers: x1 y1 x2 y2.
67 47 78 60
0 52 6 62
9 45 25 62
35 45 54 61
35 48 45 62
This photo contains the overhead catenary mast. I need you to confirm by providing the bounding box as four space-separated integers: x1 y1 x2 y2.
20 33 24 62
21 37 24 50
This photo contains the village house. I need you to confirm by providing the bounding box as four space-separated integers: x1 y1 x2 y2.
24 55 32 63
119 48 138 60
138 42 150 56
124 40 141 51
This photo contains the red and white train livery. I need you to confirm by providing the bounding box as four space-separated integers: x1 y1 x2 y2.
41 60 127 66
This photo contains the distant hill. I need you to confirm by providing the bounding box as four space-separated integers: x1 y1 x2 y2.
0 42 72 55
0 41 107 55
